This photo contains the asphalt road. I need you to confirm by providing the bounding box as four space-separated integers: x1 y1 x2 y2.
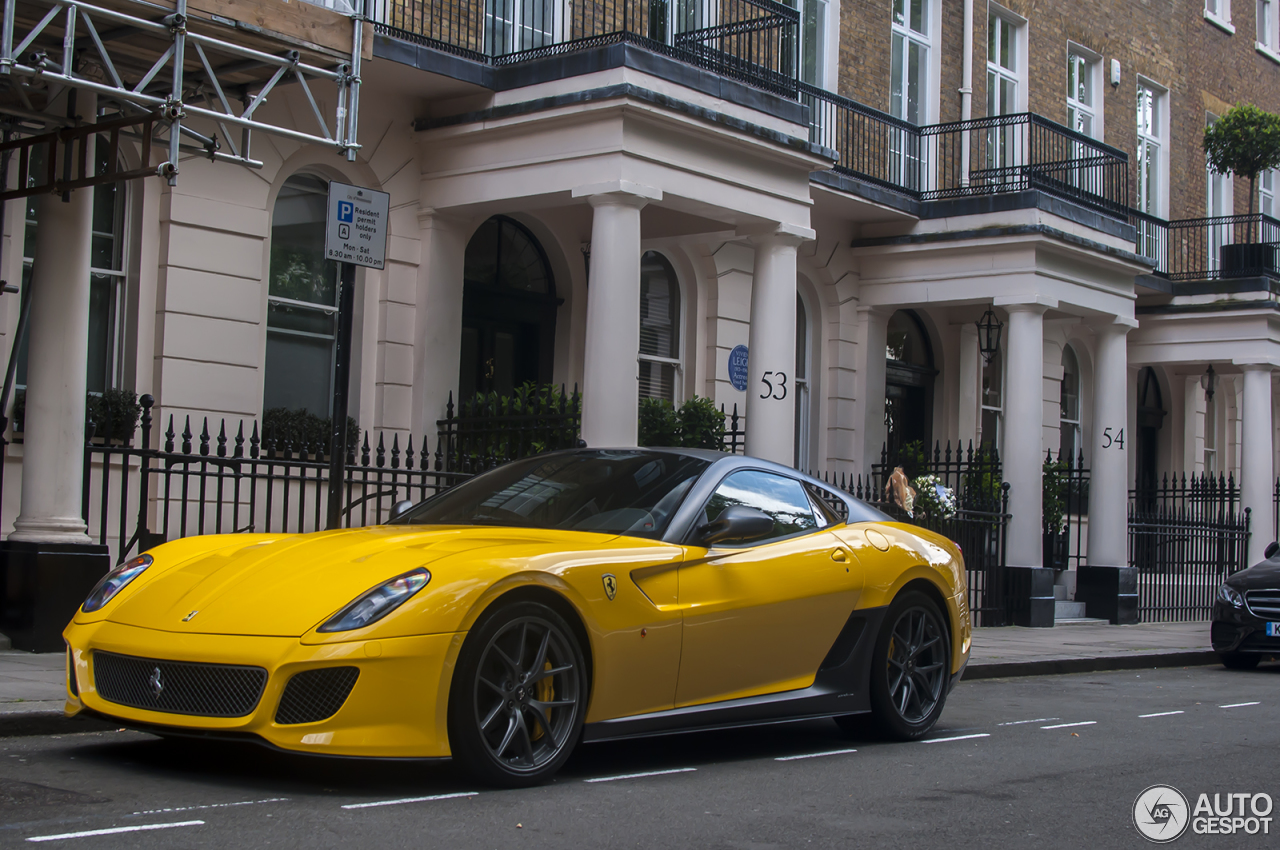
0 663 1276 849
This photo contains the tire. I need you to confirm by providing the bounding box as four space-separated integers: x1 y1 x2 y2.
1219 651 1260 670
863 591 951 741
447 600 587 787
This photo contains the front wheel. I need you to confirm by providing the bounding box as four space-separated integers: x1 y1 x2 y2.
862 591 951 741
447 601 587 787
1219 651 1260 670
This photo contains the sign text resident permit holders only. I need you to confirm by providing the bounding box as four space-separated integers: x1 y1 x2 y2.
325 181 391 270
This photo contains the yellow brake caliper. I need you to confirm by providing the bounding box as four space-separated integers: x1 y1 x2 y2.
531 661 553 741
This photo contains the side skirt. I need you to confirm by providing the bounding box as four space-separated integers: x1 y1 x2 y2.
582 605 887 744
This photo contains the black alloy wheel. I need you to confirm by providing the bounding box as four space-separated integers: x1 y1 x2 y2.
1219 651 1261 670
448 601 586 787
860 591 951 740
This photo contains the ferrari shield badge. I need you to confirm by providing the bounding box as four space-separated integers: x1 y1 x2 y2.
602 574 618 601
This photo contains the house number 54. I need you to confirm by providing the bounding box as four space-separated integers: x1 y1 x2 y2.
760 371 788 400
1101 427 1125 449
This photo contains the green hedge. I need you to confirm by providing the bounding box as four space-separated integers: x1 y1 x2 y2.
638 396 726 449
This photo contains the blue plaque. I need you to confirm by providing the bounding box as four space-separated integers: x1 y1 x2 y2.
728 345 749 392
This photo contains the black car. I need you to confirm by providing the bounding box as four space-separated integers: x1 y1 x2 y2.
1212 541 1280 669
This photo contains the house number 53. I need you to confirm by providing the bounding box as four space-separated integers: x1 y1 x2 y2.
760 371 788 400
1101 427 1125 449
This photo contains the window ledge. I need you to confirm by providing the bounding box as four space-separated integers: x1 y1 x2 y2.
1257 41 1280 64
1204 10 1235 34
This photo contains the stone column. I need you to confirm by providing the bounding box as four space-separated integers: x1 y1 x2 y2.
2 92 111 651
412 209 473 435
997 299 1054 626
573 182 660 448
1240 362 1275 565
1079 321 1137 624
857 306 890 474
11 134 97 544
745 227 812 465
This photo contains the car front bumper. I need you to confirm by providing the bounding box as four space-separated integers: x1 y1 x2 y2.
1211 602 1280 657
63 620 463 758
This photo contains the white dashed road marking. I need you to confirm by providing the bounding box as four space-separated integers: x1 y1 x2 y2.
1219 702 1261 709
1139 711 1184 718
919 733 990 744
997 718 1059 726
342 792 479 810
1041 721 1097 730
584 768 697 783
28 821 205 842
775 749 858 761
132 798 289 816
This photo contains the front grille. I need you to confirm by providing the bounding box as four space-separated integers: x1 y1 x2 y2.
1245 589 1280 620
93 652 267 717
275 667 360 725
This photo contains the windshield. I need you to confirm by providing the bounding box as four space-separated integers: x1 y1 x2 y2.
392 450 712 539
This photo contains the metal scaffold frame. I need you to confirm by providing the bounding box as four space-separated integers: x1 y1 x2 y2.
0 0 364 197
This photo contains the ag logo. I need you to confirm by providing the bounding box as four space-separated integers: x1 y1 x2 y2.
1134 785 1190 843
602 574 618 601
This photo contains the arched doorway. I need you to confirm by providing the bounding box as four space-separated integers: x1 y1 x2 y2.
459 216 559 401
884 309 936 461
1135 366 1165 494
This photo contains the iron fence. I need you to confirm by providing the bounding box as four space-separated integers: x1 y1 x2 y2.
1044 448 1088 572
1129 472 1250 622
436 386 583 473
1130 208 1168 273
1161 214 1280 281
371 0 799 96
799 82 920 193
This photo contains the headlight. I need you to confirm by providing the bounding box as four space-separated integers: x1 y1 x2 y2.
318 567 431 633
82 554 153 613
1217 583 1245 609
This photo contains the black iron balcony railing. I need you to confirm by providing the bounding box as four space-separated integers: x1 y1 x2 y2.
800 86 1130 217
371 0 799 96
1131 208 1168 274
1163 213 1280 281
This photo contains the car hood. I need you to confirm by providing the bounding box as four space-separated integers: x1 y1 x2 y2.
98 525 618 637
1227 557 1280 590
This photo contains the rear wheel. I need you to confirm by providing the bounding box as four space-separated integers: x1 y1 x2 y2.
1219 651 1260 670
447 601 586 787
858 591 951 741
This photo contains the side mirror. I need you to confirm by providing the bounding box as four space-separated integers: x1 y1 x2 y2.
1266 541 1279 560
388 500 416 523
694 505 774 547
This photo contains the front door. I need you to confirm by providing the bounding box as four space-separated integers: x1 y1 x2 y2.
675 469 859 707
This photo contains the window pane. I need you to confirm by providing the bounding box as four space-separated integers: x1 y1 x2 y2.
269 174 337 306
92 234 117 270
907 40 923 123
87 273 115 395
704 470 818 542
638 360 677 402
893 0 905 27
267 301 336 336
639 251 679 358
264 331 333 415
909 0 925 34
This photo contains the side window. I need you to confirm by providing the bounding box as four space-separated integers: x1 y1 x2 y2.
704 470 819 543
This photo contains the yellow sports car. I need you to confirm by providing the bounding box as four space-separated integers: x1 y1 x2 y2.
64 448 971 786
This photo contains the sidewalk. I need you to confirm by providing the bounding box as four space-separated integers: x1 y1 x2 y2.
0 622 1220 736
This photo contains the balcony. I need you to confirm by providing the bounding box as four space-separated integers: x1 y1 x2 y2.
370 0 800 96
1132 212 1280 283
801 83 1131 219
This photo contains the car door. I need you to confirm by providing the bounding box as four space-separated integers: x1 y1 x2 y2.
674 470 861 708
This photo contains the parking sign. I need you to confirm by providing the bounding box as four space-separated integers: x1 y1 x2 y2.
325 182 390 270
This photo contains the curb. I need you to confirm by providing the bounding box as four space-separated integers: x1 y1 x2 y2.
0 710 118 738
962 649 1220 680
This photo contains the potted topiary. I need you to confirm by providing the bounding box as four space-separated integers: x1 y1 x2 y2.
1202 103 1280 275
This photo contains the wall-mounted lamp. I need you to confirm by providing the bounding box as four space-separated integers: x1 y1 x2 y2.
1200 363 1218 402
976 309 1004 364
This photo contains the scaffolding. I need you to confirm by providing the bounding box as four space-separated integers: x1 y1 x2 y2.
0 0 367 198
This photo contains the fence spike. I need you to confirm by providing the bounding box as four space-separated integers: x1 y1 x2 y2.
361 431 371 466
249 421 260 459
376 432 386 468
405 435 415 470
217 421 227 458
391 433 401 470
181 416 192 455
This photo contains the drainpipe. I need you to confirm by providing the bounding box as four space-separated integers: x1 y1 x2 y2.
959 0 974 187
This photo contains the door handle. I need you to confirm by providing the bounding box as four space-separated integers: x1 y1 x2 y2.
831 549 849 563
